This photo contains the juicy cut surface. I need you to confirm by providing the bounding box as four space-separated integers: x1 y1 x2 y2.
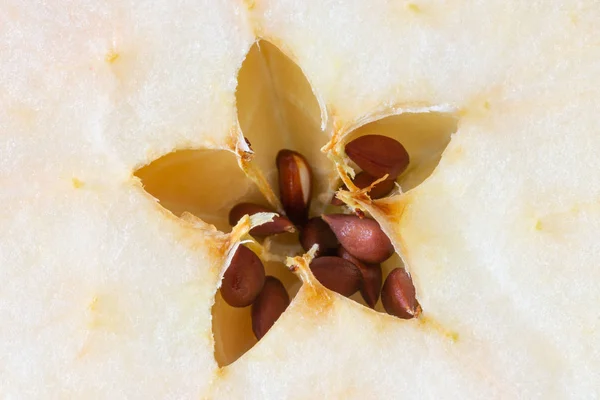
1 0 600 398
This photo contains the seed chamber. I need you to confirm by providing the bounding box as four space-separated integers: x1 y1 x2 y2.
134 39 458 367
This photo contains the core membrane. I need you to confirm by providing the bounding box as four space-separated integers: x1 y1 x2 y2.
134 38 458 368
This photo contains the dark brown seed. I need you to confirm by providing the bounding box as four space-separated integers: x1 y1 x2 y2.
353 171 396 199
338 247 382 308
381 268 420 319
310 256 363 297
229 202 295 236
251 276 290 340
330 191 345 206
220 245 265 308
331 171 396 205
299 217 339 257
276 149 313 226
345 135 409 179
321 214 395 264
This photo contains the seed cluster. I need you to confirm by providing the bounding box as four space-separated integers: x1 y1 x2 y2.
221 135 420 341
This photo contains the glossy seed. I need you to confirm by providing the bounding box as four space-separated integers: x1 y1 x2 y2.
321 214 395 264
220 245 265 308
310 256 363 297
381 268 421 319
330 191 345 206
276 149 313 226
229 202 295 236
251 276 290 340
345 134 409 180
331 171 396 206
338 247 382 308
299 217 339 257
354 171 396 198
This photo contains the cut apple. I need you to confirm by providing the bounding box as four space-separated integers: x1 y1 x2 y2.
1 0 600 398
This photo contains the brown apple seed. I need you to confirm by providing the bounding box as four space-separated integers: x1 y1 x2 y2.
276 149 313 226
330 191 345 206
331 171 396 205
338 246 382 308
354 171 396 198
321 214 394 264
229 202 295 236
345 134 409 179
299 217 339 257
251 276 290 340
220 245 265 308
310 256 363 297
381 268 421 319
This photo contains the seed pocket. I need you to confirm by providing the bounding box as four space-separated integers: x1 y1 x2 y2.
133 39 455 368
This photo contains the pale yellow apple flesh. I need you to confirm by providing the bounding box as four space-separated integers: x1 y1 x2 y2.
1 0 599 398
